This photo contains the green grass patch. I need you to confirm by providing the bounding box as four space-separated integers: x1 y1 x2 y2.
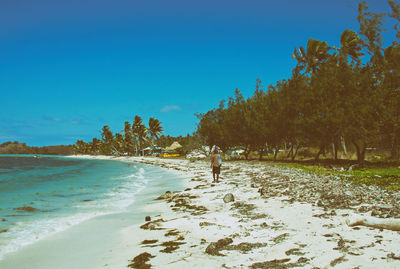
349 167 400 177
346 175 400 190
272 161 400 190
273 162 329 175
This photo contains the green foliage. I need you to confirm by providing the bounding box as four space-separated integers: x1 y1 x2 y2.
100 125 114 155
148 117 164 151
196 0 400 163
275 161 400 190
132 115 148 154
123 121 134 155
0 141 73 155
72 115 168 156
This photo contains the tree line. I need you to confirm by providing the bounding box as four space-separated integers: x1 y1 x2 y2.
196 1 400 163
0 141 73 155
73 116 163 155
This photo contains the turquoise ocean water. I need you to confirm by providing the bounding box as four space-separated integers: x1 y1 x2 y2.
0 155 181 260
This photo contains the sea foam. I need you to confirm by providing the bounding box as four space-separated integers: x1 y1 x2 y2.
0 157 150 260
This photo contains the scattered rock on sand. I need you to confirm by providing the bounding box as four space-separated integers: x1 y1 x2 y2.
387 252 400 260
140 218 165 230
145 216 151 221
199 221 214 227
155 191 172 200
223 193 235 203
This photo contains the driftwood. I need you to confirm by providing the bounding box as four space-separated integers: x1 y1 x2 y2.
346 214 400 231
266 180 302 186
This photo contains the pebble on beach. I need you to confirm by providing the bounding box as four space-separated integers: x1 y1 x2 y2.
223 193 235 203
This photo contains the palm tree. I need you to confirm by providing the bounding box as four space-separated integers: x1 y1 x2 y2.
123 121 133 155
384 44 400 71
339 29 363 62
132 115 147 155
73 140 88 154
101 125 114 155
148 117 163 151
292 38 331 74
114 133 124 155
91 138 101 155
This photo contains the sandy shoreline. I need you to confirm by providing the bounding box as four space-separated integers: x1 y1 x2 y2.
0 156 186 269
2 155 400 268
119 157 400 269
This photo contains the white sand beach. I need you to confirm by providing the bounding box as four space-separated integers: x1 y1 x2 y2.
1 155 400 268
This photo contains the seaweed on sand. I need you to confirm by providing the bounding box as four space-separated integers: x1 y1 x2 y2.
250 257 310 269
127 252 155 269
159 240 186 253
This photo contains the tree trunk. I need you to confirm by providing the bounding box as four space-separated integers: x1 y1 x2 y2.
334 142 338 160
353 141 366 163
259 148 264 161
332 142 338 160
314 144 325 161
347 214 400 231
273 147 279 161
292 143 300 161
390 133 399 159
244 147 251 160
287 144 294 158
341 136 347 156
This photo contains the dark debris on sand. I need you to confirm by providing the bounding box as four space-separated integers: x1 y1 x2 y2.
253 167 400 219
159 240 186 253
127 252 155 269
250 257 310 269
205 238 233 256
225 242 267 254
140 219 165 230
141 240 158 245
330 255 347 267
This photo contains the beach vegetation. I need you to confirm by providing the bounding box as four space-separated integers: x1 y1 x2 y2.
123 121 134 155
273 161 400 190
148 117 163 151
72 115 171 156
196 0 400 164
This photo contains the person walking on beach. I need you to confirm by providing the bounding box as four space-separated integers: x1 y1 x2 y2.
211 148 222 183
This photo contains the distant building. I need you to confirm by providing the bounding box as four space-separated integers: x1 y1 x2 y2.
165 141 182 153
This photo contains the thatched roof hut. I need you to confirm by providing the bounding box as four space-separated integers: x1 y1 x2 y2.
166 141 182 152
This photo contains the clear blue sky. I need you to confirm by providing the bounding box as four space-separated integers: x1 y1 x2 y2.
0 0 397 146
